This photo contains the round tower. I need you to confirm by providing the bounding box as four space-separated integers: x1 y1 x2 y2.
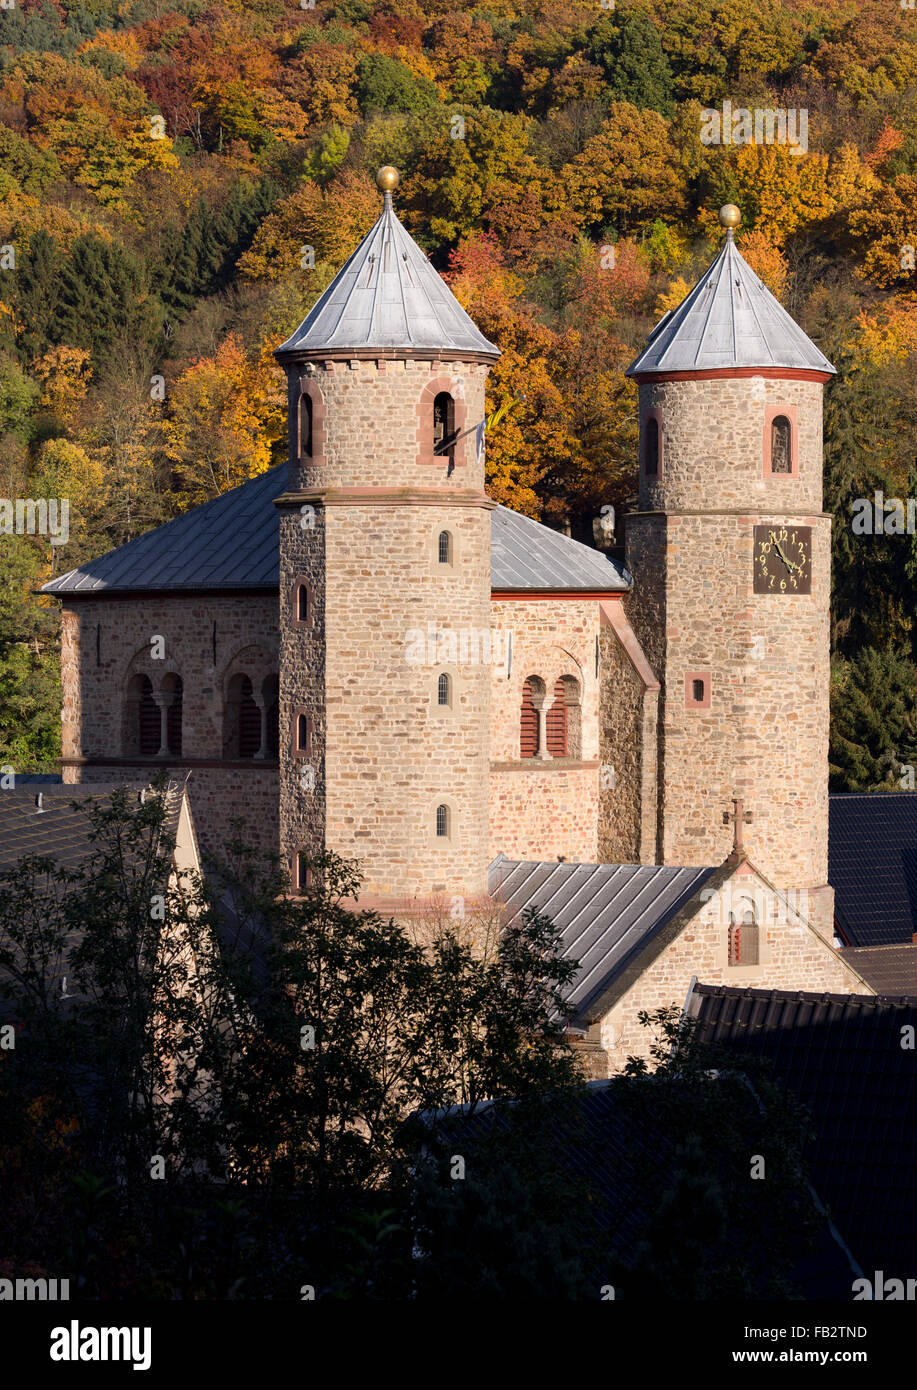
273 168 499 905
624 205 836 940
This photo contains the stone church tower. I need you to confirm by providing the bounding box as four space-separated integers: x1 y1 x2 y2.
624 205 837 939
273 167 500 905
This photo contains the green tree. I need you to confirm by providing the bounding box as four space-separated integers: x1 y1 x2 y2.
829 648 917 791
587 7 675 116
356 53 440 116
0 535 60 769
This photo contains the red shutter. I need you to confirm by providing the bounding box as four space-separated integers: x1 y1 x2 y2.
546 680 567 757
520 681 539 758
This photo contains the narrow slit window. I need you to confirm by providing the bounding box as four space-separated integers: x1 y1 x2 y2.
296 713 309 753
644 417 659 477
692 678 705 703
435 804 449 838
438 530 452 564
437 673 450 707
300 392 313 459
297 583 309 623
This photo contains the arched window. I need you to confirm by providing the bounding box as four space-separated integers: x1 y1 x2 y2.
728 908 759 966
133 674 159 756
297 582 309 623
520 678 541 758
300 392 313 459
438 530 452 564
770 415 791 474
435 804 449 838
433 392 456 460
437 673 451 707
162 674 183 756
644 416 659 477
295 712 310 754
263 674 279 759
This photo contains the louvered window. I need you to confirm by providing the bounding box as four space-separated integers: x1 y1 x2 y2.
728 917 759 966
238 678 261 758
520 680 539 758
165 678 182 755
138 677 160 755
546 680 567 758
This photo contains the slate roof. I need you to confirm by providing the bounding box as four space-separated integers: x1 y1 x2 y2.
829 791 917 946
490 506 628 592
842 943 917 996
41 467 629 596
686 982 917 1278
275 193 499 360
0 781 184 872
627 233 836 377
489 858 716 1023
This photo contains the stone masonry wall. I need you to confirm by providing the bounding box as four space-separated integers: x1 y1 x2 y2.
488 597 600 863
59 594 279 862
598 863 872 1074
625 374 833 938
278 357 494 900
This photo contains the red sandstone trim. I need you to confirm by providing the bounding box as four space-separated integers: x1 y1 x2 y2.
685 670 712 709
600 601 659 691
290 575 313 629
492 589 626 600
297 376 327 464
273 487 496 509
631 367 833 383
416 375 469 467
762 401 798 479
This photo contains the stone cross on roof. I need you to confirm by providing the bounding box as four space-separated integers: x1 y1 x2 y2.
723 797 753 854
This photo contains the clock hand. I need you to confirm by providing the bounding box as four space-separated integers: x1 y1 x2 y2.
770 532 799 573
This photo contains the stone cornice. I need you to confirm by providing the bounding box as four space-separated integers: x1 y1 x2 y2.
273 487 497 510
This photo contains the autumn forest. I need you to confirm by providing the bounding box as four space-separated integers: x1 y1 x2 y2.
1 0 917 785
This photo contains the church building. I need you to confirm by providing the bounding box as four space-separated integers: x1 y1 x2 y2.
43 174 872 1074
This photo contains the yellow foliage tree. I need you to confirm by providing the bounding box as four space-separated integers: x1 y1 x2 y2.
162 334 285 504
32 347 93 428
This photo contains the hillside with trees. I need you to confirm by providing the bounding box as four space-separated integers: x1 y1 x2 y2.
1 0 916 780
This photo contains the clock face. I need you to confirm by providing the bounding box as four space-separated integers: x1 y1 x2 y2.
753 524 812 594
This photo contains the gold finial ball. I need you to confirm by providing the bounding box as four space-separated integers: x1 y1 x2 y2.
719 203 742 230
376 166 400 193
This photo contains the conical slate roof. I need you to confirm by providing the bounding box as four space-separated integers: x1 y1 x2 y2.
275 192 499 360
627 233 835 377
